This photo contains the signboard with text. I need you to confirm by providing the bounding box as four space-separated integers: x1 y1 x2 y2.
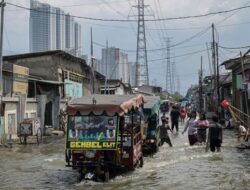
12 65 29 95
66 115 118 150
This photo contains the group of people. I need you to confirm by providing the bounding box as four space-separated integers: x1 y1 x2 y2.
182 111 223 152
159 109 223 152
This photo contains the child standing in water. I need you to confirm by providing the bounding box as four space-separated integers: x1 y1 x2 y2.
160 117 173 147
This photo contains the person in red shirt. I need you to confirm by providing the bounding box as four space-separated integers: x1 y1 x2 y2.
197 113 209 144
179 107 187 124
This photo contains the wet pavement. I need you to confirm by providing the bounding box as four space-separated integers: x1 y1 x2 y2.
1 125 250 190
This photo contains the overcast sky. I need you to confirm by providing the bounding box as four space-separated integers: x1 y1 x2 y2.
3 0 250 95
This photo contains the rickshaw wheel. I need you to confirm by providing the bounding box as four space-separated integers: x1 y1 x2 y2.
37 128 42 144
20 135 27 145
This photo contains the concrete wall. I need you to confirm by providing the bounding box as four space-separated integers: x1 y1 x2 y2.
4 56 57 81
3 97 19 139
26 98 38 118
115 86 125 95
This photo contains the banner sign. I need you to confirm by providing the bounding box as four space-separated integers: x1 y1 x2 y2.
66 116 118 150
12 65 29 95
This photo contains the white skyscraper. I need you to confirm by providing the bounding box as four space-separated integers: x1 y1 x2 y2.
30 0 82 55
119 52 129 83
56 8 65 50
30 0 56 52
128 62 136 87
65 14 75 50
101 47 129 83
74 23 82 56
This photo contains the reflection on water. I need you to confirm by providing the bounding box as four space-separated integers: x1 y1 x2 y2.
0 129 250 190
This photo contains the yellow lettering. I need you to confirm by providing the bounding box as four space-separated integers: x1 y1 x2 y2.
86 142 91 148
97 142 102 148
103 142 107 147
69 141 116 149
70 142 76 148
110 142 116 148
92 142 97 148
76 142 81 148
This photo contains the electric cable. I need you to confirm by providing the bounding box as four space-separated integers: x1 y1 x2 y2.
7 2 250 22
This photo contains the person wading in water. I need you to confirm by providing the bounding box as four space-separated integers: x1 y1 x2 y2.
197 113 209 145
182 111 198 146
160 117 173 147
208 115 223 152
170 106 180 133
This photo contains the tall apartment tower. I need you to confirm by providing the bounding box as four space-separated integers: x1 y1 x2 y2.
128 62 136 87
75 23 82 56
101 47 129 83
65 14 75 50
30 0 56 52
56 8 65 50
30 0 82 55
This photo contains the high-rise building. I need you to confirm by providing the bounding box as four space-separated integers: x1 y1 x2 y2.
65 14 75 50
128 62 136 87
30 0 82 55
30 0 56 52
101 47 129 83
56 8 65 50
119 52 129 83
74 23 82 56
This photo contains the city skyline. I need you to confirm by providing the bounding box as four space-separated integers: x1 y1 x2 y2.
4 0 250 94
29 0 82 56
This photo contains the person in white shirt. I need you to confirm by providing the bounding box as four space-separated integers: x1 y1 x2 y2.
182 111 198 146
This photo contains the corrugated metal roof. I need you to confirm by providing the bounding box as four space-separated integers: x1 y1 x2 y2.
68 94 138 105
66 94 146 116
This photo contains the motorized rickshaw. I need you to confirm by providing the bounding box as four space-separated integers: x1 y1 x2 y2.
17 118 42 144
160 99 170 113
142 96 161 154
65 94 146 182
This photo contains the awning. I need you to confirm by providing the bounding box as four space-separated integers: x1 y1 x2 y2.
28 78 65 85
66 94 147 116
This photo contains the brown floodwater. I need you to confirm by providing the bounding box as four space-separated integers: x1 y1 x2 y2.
0 126 250 190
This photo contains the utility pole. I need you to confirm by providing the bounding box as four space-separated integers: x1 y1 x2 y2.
166 37 172 93
90 27 95 94
172 50 176 93
240 51 250 125
211 23 218 112
216 42 220 106
177 75 180 94
104 40 108 94
0 0 5 144
135 0 149 87
0 0 5 100
199 56 203 113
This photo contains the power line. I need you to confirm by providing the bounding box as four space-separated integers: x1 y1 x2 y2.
93 40 206 53
100 0 127 18
219 45 250 50
59 0 127 7
148 49 208 62
7 2 250 22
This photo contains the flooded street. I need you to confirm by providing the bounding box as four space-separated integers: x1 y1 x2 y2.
1 127 250 190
